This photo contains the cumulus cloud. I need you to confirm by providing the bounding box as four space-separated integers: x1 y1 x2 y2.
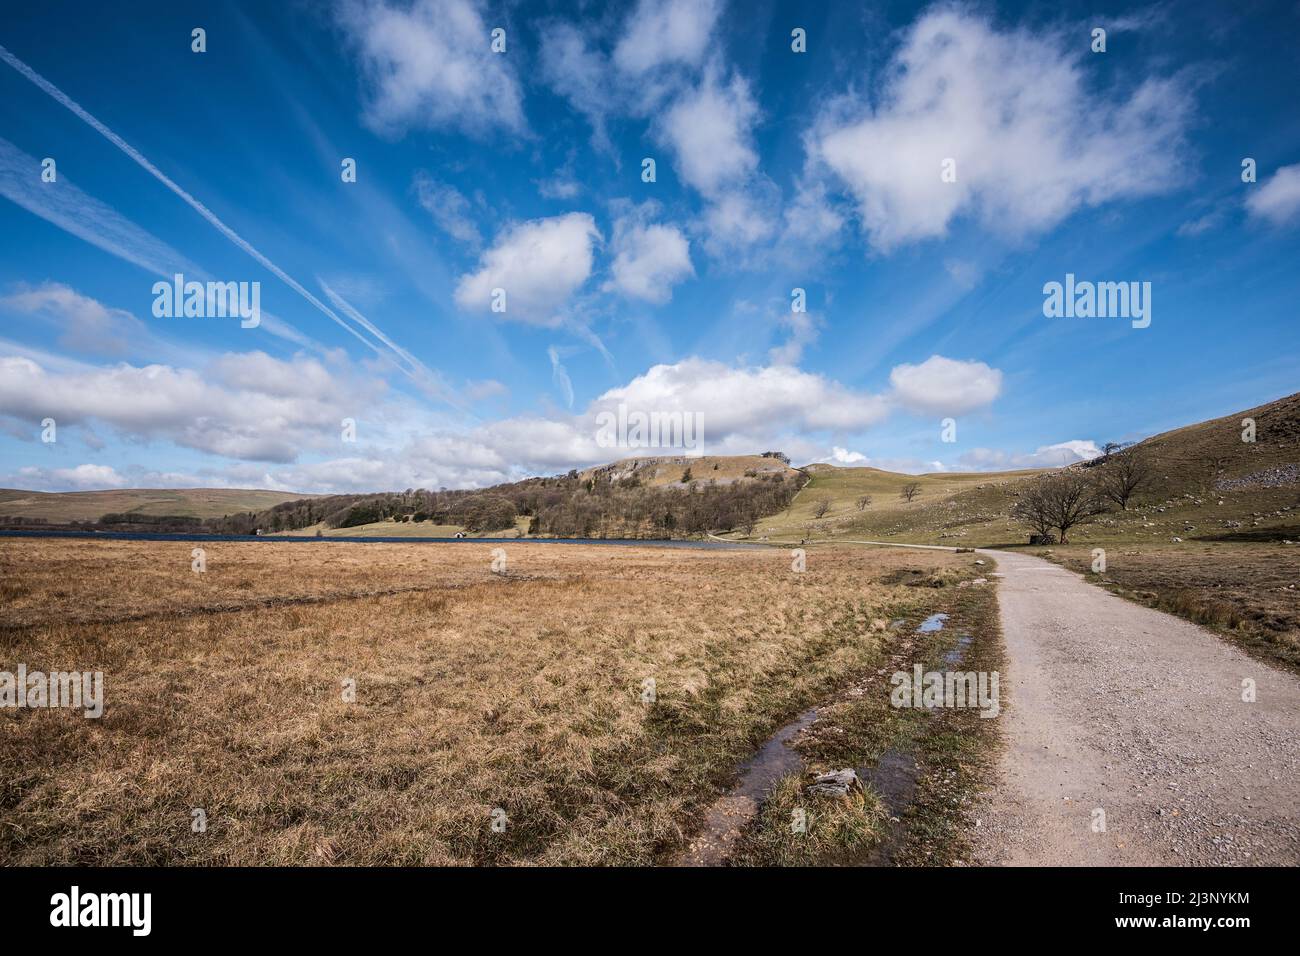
454 213 600 322
658 67 759 197
0 351 383 463
653 66 779 252
828 446 866 464
594 358 891 437
1 283 147 357
602 204 694 304
0 343 1005 494
809 7 1194 250
889 355 1002 416
338 0 525 138
1245 163 1300 227
15 463 128 490
613 0 723 76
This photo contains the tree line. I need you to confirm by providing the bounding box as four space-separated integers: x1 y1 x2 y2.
201 464 805 539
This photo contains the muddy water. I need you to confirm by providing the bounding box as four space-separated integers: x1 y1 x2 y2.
944 634 973 665
674 708 819 866
675 611 966 867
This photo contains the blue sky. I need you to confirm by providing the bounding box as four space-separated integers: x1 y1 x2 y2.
1 0 1297 493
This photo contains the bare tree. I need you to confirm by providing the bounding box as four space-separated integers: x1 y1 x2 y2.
899 482 921 502
856 494 872 511
1011 471 1108 544
1095 451 1151 510
1100 441 1130 462
813 497 831 519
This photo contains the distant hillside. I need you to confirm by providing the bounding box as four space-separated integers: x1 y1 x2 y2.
742 390 1300 547
208 454 806 539
744 465 1046 544
0 488 312 524
581 453 800 487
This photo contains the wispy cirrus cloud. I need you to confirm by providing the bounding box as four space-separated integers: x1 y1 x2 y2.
0 42 442 400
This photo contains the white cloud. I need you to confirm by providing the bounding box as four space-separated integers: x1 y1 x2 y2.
1 283 147 357
1246 164 1300 227
810 8 1193 250
0 351 384 463
828 446 866 464
888 355 1002 416
412 172 481 246
655 66 779 252
768 310 820 365
594 358 891 437
1176 208 1225 237
783 180 846 246
463 378 508 402
20 463 128 490
959 439 1101 470
603 205 694 304
454 213 601 322
701 190 778 251
613 0 723 76
537 173 582 200
538 21 615 150
658 67 759 197
0 343 1004 494
338 0 525 138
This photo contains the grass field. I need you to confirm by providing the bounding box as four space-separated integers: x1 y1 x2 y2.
0 538 996 865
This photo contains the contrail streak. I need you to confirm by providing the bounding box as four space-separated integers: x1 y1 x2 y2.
0 43 445 399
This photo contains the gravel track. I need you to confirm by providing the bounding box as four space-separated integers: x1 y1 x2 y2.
970 549 1300 866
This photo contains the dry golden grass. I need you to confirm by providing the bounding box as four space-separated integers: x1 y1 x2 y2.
0 539 975 865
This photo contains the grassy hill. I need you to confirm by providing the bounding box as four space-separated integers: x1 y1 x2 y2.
723 391 1300 549
0 487 313 524
749 465 1046 544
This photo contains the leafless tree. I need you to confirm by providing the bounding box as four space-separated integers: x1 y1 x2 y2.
856 494 872 511
1011 471 1108 544
1095 451 1151 510
813 497 831 518
899 482 921 502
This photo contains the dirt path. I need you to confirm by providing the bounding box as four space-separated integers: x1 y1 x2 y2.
971 548 1300 866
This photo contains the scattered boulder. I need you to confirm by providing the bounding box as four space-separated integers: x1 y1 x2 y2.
805 769 864 798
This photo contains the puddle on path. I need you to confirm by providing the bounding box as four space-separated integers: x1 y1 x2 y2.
673 708 818 866
857 748 922 866
944 635 973 665
675 609 957 867
917 613 949 632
